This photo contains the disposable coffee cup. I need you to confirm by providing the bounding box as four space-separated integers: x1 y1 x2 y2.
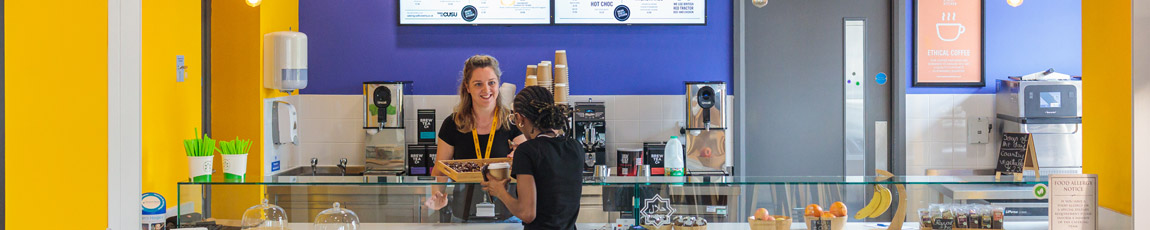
527 65 537 77
554 83 569 103
223 153 248 182
555 50 568 66
554 65 568 84
486 162 511 181
537 63 552 82
188 156 214 182
526 75 538 86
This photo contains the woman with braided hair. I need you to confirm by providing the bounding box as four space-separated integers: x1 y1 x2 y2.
482 86 584 230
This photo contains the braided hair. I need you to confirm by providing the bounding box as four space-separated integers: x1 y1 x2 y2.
514 86 571 131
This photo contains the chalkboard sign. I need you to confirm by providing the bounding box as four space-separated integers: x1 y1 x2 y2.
995 149 1027 174
1000 133 1031 149
996 133 1040 181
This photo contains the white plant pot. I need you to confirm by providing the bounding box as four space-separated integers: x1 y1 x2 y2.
223 154 248 176
188 156 214 182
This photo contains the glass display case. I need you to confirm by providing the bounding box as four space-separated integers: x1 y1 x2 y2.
177 175 1051 230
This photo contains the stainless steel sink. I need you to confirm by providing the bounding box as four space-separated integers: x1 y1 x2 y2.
276 166 366 176
269 166 369 183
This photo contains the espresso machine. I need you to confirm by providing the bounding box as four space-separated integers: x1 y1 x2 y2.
995 77 1083 175
573 101 606 174
685 81 728 175
364 81 412 175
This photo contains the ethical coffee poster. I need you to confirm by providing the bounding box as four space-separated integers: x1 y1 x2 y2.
915 0 983 86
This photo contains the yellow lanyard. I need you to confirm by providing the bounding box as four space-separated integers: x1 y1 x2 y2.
472 111 499 159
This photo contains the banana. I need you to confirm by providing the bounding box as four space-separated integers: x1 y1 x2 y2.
868 185 893 218
853 184 882 219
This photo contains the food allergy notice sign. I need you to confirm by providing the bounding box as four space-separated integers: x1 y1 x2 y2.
1049 174 1097 230
554 0 706 24
399 0 551 25
914 0 983 86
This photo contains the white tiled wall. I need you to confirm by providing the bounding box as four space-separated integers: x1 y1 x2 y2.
272 94 733 171
905 94 999 176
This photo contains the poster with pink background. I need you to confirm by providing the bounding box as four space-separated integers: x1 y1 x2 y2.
916 0 983 86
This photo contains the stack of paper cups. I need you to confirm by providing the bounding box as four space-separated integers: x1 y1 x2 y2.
554 64 569 97
555 50 567 67
537 62 553 93
525 75 538 86
554 83 569 104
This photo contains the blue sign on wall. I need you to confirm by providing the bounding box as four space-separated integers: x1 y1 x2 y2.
299 1 731 95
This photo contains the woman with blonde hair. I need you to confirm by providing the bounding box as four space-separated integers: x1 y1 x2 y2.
424 54 526 222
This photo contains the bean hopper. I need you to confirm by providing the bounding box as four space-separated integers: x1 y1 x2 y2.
364 81 412 175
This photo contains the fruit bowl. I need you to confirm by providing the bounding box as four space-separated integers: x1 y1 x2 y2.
748 215 791 230
640 225 672 230
803 215 847 230
672 225 706 230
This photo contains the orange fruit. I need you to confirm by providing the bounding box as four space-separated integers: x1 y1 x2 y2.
754 208 769 220
829 201 848 217
804 204 823 217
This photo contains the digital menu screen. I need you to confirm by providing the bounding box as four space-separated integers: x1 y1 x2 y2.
554 0 706 24
399 0 551 25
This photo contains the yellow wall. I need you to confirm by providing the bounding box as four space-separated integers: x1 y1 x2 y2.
4 0 109 228
1083 0 1133 215
211 0 263 219
209 0 298 219
142 0 203 209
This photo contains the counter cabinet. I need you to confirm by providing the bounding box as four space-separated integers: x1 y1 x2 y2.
176 176 1050 229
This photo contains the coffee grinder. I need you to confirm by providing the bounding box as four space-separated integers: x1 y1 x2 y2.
573 101 606 174
364 81 412 175
685 81 728 175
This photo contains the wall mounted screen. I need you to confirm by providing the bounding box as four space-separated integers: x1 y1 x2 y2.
554 0 706 24
398 0 551 25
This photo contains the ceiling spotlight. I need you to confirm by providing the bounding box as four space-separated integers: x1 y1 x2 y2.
1007 0 1023 7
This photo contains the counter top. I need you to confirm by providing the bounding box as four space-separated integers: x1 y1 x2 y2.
262 222 1050 230
208 175 1049 185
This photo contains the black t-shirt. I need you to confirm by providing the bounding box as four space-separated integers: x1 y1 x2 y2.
439 114 522 160
438 114 523 221
511 136 585 230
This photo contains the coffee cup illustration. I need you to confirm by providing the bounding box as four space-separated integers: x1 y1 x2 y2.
935 23 966 42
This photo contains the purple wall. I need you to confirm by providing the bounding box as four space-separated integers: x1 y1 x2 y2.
300 1 732 95
906 0 1082 94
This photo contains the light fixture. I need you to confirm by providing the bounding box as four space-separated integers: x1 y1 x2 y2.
752 0 767 8
1007 0 1023 7
246 0 262 7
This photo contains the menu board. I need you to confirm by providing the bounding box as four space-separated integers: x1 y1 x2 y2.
914 0 983 86
554 0 706 24
399 0 551 25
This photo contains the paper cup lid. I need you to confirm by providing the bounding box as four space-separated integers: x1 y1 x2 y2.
488 162 510 169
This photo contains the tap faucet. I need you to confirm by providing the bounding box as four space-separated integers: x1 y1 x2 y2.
338 158 349 176
310 158 319 176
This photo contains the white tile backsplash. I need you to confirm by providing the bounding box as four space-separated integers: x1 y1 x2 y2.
907 96 930 119
282 94 701 169
906 94 999 173
927 94 955 119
